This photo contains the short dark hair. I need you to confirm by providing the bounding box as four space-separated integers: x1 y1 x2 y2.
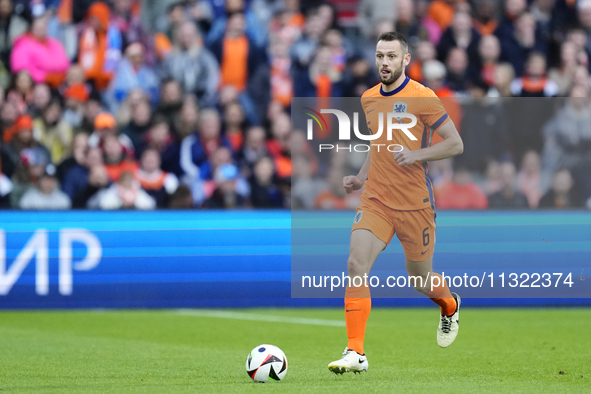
377 31 409 54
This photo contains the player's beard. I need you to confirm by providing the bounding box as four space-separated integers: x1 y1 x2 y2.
378 60 404 87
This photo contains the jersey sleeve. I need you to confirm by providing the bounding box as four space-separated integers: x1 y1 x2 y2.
420 89 450 132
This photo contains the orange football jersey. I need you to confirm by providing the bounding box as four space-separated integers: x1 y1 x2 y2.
360 77 450 210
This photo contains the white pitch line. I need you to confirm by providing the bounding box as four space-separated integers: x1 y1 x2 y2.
175 309 345 327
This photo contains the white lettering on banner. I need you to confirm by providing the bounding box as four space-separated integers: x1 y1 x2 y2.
311 110 418 141
0 229 102 296
59 229 102 296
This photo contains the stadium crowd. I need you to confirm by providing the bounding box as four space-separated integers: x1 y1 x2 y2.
0 0 590 210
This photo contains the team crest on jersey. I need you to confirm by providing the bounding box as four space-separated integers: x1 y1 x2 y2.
354 211 363 224
393 101 407 121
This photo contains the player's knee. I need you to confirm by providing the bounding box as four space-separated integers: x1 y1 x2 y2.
347 255 368 277
410 276 430 294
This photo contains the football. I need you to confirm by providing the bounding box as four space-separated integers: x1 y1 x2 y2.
245 344 288 382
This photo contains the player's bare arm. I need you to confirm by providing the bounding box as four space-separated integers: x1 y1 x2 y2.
343 150 371 194
393 121 463 166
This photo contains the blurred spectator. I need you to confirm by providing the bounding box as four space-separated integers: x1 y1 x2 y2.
111 0 154 65
456 80 509 172
249 155 282 208
578 0 591 54
55 131 88 182
248 36 292 120
0 160 12 207
488 161 529 208
345 57 378 97
222 100 246 152
294 45 344 97
0 0 28 66
6 69 33 114
135 148 178 207
478 34 501 86
395 0 422 43
9 146 50 207
47 0 78 59
136 115 179 175
445 47 471 93
473 0 498 36
210 12 266 93
517 150 544 208
238 125 267 177
2 114 49 169
114 87 148 126
120 97 152 150
184 0 214 34
315 165 359 210
160 21 219 108
436 166 489 209
481 159 503 196
156 79 184 127
206 0 266 48
20 171 70 209
199 145 233 182
495 0 528 42
510 52 558 97
168 183 193 208
10 11 69 87
33 99 73 164
29 82 50 118
62 145 101 201
78 2 123 91
92 170 155 209
491 62 515 96
541 87 591 199
73 163 110 208
499 12 547 76
79 90 105 134
88 112 135 157
437 11 481 68
321 29 353 73
548 41 578 96
106 42 159 113
290 9 324 71
407 40 436 83
202 163 249 208
422 59 452 96
357 0 397 39
266 111 291 179
102 133 138 182
267 0 304 45
539 169 583 208
427 0 460 33
179 108 232 184
292 154 326 209
530 0 557 40
62 82 89 129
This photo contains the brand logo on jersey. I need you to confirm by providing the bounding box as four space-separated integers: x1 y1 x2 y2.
354 211 363 224
303 107 418 142
393 102 407 121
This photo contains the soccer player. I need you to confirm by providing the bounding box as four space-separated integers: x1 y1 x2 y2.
328 32 464 374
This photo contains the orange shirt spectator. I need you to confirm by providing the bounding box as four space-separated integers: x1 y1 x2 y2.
78 2 122 91
436 169 489 209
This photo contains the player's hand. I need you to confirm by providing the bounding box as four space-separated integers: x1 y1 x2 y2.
393 148 418 166
343 175 363 194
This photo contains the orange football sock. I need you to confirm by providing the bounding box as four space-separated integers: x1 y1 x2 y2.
344 285 371 355
427 273 456 316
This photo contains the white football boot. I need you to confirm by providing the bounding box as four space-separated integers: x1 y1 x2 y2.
328 348 368 374
437 292 461 348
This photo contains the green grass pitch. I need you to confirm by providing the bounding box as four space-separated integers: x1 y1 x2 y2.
0 308 589 393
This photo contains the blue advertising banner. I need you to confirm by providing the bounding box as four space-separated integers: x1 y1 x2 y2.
0 211 589 309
